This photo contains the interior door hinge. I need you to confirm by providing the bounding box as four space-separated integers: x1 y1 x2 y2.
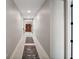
70 40 73 43
70 57 73 59
70 4 73 7
71 22 73 25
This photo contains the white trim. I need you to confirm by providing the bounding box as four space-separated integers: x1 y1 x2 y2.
24 43 35 46
10 34 25 59
33 34 49 59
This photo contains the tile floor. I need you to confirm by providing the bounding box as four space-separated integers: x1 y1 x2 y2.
22 37 40 59
25 37 34 43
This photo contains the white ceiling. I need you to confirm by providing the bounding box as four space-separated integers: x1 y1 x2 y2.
14 0 46 18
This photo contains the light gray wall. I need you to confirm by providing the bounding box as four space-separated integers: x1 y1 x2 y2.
6 0 23 59
33 0 50 57
50 0 64 59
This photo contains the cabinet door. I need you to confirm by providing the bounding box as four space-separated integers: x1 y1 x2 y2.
25 24 32 32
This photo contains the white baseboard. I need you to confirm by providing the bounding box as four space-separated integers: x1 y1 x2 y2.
10 33 25 59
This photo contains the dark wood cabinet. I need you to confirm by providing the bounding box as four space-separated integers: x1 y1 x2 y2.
25 24 32 32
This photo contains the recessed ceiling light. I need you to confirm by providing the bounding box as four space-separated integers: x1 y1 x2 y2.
27 10 31 13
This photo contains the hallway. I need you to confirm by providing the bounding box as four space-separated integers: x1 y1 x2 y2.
6 0 71 59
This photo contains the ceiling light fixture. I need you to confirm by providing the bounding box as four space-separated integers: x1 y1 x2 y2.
27 10 31 13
